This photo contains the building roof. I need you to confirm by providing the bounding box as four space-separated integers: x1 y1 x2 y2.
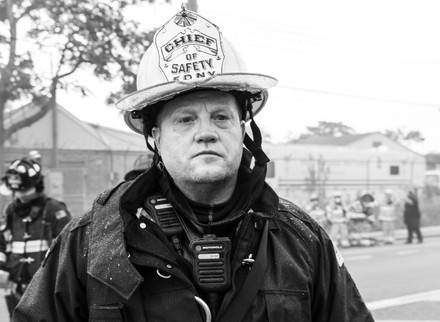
277 131 424 157
294 133 377 146
5 98 146 152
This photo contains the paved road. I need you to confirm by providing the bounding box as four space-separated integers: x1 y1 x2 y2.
342 235 440 321
0 289 10 321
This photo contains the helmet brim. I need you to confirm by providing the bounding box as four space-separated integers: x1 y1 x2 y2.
116 73 277 135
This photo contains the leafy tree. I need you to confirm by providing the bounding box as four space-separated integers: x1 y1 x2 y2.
289 121 356 142
304 154 330 206
0 0 162 175
384 128 424 143
426 153 440 170
306 121 356 137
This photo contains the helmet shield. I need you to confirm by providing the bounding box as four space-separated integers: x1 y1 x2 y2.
116 7 277 135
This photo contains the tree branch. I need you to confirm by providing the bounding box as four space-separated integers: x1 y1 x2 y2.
4 96 52 139
57 59 85 79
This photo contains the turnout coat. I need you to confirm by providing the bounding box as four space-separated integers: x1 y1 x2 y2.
14 169 373 322
0 195 71 287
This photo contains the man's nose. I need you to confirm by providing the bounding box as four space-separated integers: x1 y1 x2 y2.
195 119 218 143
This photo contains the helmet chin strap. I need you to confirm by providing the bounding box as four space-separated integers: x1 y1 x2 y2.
242 97 270 167
16 187 39 202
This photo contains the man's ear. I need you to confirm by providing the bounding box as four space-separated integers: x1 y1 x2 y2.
151 127 161 154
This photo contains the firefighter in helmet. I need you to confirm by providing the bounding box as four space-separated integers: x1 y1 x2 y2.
0 155 71 317
304 193 328 229
326 191 350 247
347 191 378 247
378 189 397 244
14 7 372 321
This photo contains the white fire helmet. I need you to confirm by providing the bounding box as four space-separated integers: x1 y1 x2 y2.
116 6 278 135
333 191 342 198
310 193 319 201
385 188 393 195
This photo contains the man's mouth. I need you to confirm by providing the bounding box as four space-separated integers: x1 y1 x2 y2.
195 150 221 157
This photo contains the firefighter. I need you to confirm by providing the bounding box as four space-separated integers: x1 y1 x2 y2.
14 7 373 321
378 189 397 244
0 155 71 318
326 191 350 247
347 191 378 247
304 193 328 229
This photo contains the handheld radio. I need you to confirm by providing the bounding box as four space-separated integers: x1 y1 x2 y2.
144 194 232 293
144 194 184 238
189 234 232 292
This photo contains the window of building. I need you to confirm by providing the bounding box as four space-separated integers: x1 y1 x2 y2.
372 141 382 148
390 165 399 175
267 161 275 178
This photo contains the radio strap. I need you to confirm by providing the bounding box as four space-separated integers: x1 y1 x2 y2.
144 194 270 321
217 220 269 322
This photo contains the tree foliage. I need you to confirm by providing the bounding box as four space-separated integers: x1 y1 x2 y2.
384 128 424 143
289 121 356 142
304 154 330 204
0 0 162 172
306 121 356 137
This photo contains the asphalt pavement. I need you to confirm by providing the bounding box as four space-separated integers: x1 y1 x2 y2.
342 234 440 322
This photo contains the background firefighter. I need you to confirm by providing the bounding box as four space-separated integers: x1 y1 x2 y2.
0 154 72 318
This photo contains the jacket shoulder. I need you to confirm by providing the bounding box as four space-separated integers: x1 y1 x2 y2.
275 197 331 245
94 181 131 206
41 196 71 222
59 181 130 233
278 197 318 229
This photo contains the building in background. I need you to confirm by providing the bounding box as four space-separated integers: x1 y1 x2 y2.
264 133 426 208
2 101 151 216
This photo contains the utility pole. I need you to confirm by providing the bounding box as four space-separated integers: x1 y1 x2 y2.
51 81 58 169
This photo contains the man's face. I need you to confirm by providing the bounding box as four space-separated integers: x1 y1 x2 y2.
6 174 22 190
152 90 246 187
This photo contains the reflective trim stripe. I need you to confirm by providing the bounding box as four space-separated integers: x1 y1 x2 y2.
0 252 6 262
11 240 49 254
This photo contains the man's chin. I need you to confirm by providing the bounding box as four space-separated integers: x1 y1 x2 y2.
191 174 225 184
189 168 228 184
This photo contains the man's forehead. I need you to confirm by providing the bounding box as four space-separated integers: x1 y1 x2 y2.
163 90 239 111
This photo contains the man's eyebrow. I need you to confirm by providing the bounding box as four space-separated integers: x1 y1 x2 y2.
173 106 196 113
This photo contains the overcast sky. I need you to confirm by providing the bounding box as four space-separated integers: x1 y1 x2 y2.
60 0 440 154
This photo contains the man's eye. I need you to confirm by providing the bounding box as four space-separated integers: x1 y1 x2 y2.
178 116 194 123
215 114 229 121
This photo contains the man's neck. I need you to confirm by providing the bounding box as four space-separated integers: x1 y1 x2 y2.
175 178 237 205
16 189 41 203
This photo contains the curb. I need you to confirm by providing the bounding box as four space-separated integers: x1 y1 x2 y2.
361 225 440 241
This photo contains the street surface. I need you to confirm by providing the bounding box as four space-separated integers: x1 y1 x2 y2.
342 235 440 322
0 236 439 321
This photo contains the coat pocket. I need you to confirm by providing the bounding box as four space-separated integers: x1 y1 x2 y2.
89 303 125 321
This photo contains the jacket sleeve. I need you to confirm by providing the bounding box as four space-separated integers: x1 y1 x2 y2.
45 199 72 238
13 216 90 322
0 205 12 268
0 233 6 268
311 226 374 321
